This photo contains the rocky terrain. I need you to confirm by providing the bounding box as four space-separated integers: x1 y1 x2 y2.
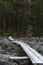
0 36 43 65
0 36 30 65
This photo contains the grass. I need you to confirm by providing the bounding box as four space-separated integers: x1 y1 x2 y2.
34 64 38 65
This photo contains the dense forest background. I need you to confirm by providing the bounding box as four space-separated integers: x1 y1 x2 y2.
0 0 43 37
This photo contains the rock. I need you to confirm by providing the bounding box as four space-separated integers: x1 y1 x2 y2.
38 46 43 55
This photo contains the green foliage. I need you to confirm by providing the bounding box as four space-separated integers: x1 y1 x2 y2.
14 0 31 36
0 0 43 37
34 64 37 65
0 0 13 13
7 28 14 35
30 0 43 37
27 25 33 37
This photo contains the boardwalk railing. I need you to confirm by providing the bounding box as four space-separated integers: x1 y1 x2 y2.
8 36 43 64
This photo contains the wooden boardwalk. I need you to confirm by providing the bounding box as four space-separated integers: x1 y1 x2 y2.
8 36 43 64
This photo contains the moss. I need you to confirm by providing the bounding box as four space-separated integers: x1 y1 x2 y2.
34 64 37 65
9 44 19 49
